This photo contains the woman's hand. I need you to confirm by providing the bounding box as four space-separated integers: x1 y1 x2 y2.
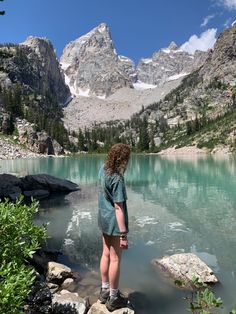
120 237 128 249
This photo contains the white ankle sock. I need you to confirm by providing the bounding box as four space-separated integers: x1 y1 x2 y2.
102 282 110 289
110 288 118 298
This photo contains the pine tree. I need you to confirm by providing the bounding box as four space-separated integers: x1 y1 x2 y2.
78 128 85 151
138 117 149 151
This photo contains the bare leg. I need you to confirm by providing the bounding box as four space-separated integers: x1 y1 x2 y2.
109 236 123 289
100 234 110 283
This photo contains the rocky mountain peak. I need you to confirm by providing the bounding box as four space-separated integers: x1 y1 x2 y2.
21 36 55 56
96 22 110 34
200 23 236 85
19 36 70 105
60 24 132 98
168 41 178 50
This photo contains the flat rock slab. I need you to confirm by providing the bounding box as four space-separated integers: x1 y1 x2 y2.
88 301 135 314
152 253 218 287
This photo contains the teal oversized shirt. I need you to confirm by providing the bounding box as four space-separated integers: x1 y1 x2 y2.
98 165 129 236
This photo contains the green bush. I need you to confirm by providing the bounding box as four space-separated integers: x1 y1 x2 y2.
182 276 236 314
0 197 47 314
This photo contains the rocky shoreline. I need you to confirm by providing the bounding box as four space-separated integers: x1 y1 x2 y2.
0 138 41 160
26 251 218 314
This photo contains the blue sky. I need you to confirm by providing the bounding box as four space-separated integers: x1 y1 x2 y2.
0 0 236 63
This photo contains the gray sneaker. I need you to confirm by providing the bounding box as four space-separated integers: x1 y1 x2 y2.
98 288 110 304
105 290 128 312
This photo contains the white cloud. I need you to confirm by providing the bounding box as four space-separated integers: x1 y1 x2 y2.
201 15 215 27
216 0 236 10
181 29 217 54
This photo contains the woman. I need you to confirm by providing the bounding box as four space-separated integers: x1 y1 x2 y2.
98 143 131 312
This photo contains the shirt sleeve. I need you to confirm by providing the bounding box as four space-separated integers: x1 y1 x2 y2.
112 176 126 203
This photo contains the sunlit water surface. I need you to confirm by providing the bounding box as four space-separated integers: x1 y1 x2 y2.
1 154 236 314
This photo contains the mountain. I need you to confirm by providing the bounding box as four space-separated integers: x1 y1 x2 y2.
137 41 207 86
0 37 71 155
60 23 133 98
0 36 70 105
60 24 207 99
61 24 209 132
76 23 236 153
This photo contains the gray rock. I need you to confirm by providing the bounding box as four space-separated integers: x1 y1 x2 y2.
52 291 88 314
0 111 12 134
15 118 64 156
0 173 22 200
88 301 135 314
61 278 77 292
152 253 218 287
47 262 73 284
23 189 50 200
20 174 79 193
47 282 59 294
118 55 137 83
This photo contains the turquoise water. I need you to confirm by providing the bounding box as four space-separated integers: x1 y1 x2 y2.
1 154 236 313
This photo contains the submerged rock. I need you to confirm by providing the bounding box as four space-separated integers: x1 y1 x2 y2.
152 253 218 287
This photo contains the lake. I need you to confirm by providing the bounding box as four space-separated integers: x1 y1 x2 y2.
1 154 236 314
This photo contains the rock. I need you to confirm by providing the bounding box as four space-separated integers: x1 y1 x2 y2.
47 283 59 294
23 189 50 200
20 174 79 193
25 281 52 314
31 250 59 274
0 111 12 134
47 262 73 284
52 291 88 314
88 301 135 314
61 278 77 292
52 139 65 155
14 118 65 156
0 173 22 200
152 253 218 287
0 173 79 200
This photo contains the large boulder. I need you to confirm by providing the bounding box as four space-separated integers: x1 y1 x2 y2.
20 174 79 193
152 253 218 287
88 301 135 314
0 173 79 201
0 173 22 200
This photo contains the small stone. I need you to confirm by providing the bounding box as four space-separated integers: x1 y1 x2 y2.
61 278 77 291
47 262 73 284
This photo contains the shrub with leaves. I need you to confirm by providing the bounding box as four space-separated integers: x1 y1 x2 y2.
183 276 236 314
0 197 47 314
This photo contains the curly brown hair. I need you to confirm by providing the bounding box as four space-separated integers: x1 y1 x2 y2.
104 143 131 175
